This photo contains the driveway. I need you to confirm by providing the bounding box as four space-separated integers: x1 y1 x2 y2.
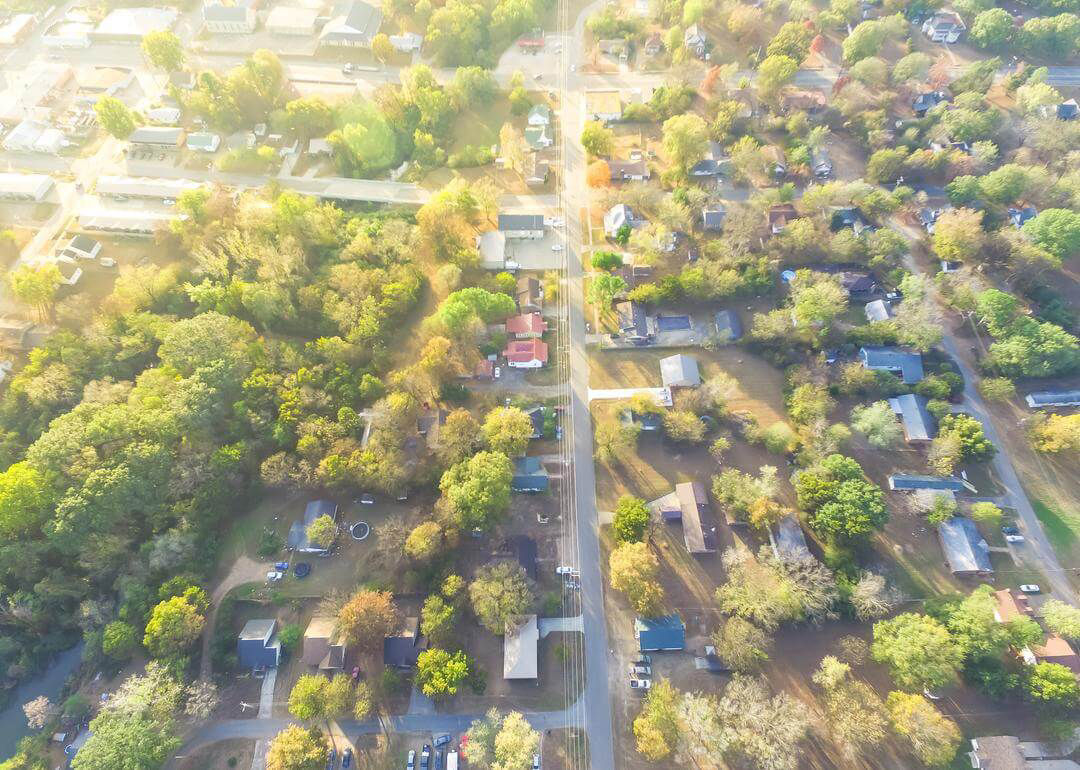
539 615 584 637
587 386 672 406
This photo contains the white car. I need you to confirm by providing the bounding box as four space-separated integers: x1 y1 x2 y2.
99 258 117 268
1005 534 1026 544
266 571 284 582
629 679 651 691
532 754 540 770
494 366 502 379
551 244 563 251
629 664 651 675
555 565 574 575
1020 584 1041 593
550 218 565 228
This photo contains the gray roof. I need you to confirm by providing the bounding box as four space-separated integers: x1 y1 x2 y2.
713 310 741 341
702 206 725 230
888 474 973 492
938 516 992 575
498 213 544 231
239 618 276 642
1025 390 1080 408
774 514 810 560
660 354 700 387
864 299 892 323
320 0 382 44
287 499 338 551
129 126 184 145
204 3 250 22
859 346 924 384
604 204 635 233
615 300 651 339
889 393 936 442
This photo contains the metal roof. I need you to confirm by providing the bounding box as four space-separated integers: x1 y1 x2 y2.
660 354 701 387
1025 391 1080 408
889 393 936 442
503 614 539 679
938 516 992 575
635 615 685 651
859 346 924 384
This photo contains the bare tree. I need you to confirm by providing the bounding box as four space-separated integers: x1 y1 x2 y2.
850 572 902 620
23 696 55 730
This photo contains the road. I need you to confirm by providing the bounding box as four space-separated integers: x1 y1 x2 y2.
892 216 1078 604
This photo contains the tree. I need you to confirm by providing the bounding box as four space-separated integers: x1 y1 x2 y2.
813 657 888 760
305 514 337 549
594 418 641 462
371 32 394 63
795 455 887 541
1021 14 1080 59
843 19 890 63
102 621 139 662
71 713 181 770
613 495 650 543
1026 413 1079 453
850 401 903 449
337 590 399 650
438 409 482 465
482 407 534 456
94 96 138 139
662 409 706 444
609 542 665 615
493 712 541 770
872 613 961 692
462 709 501 767
282 97 335 141
716 675 810 770
756 55 798 100
717 546 837 629
405 521 443 561
937 414 995 462
439 451 513 531
469 562 534 634
8 264 62 322
850 572 900 621
0 462 54 538
662 114 709 175
767 21 815 60
587 274 627 308
865 148 908 183
265 726 326 770
970 8 1014 48
1025 662 1080 710
141 30 184 71
712 617 773 672
977 377 1016 402
886 692 961 767
580 121 614 156
1022 209 1080 262
23 696 55 730
421 577 463 647
451 67 498 105
587 159 611 187
633 678 680 760
415 648 470 697
143 594 205 661
932 208 986 263
892 52 932 83
288 675 333 721
590 250 623 272
1042 599 1080 641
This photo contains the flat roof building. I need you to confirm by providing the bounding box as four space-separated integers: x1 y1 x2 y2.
0 173 54 201
96 175 202 201
503 614 539 679
94 7 179 41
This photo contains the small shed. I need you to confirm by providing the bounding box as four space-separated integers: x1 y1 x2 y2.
713 310 741 343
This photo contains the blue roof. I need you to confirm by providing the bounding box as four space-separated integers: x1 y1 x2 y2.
635 614 685 651
888 474 972 492
512 456 549 491
859 346 924 384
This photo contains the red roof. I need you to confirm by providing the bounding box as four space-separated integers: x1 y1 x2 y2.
505 313 547 335
503 339 549 364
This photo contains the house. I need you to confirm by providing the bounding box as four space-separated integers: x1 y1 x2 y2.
383 616 426 668
146 107 181 125
320 0 382 46
598 38 628 59
938 516 992 576
773 514 810 560
713 310 741 343
302 617 346 670
506 313 547 339
701 206 725 232
830 208 874 236
864 299 892 323
503 614 539 679
922 10 965 42
203 3 257 33
660 354 701 388
889 393 936 444
237 619 281 670
505 339 548 368
416 407 448 448
0 173 54 202
1007 206 1037 228
266 5 320 35
506 535 538 579
517 27 545 50
286 499 339 553
524 405 545 439
78 209 181 235
52 256 82 286
516 276 543 313
644 34 663 56
512 456 549 492
524 125 552 150
1030 634 1080 675
185 132 221 153
766 203 798 234
525 155 550 187
475 230 509 271
912 91 947 117
650 482 715 554
780 89 827 113
1025 390 1080 409
604 204 637 238
968 737 1026 770
811 148 832 179
694 646 731 673
858 346 924 384
96 176 202 202
129 126 186 149
307 137 333 157
389 32 423 52
888 474 976 493
585 90 622 122
635 615 686 651
609 159 650 182
993 589 1033 625
917 207 945 233
1056 99 1079 121
762 145 787 178
58 235 101 261
498 214 545 240
683 24 707 57
614 300 654 342
93 7 179 41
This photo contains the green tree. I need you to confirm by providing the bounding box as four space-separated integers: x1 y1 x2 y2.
415 648 470 697
283 97 335 141
970 8 1014 49
590 250 623 272
1042 599 1080 641
767 21 815 60
143 594 205 661
468 562 534 634
756 54 798 100
932 208 986 263
609 542 664 615
872 613 961 692
440 451 513 531
969 501 1004 527
885 691 961 767
1022 209 1080 262
0 462 54 537
8 264 62 322
581 121 614 156
371 32 394 63
102 621 139 662
405 521 443 561
265 725 326 770
141 30 184 71
843 20 889 63
587 274 627 308
94 96 138 139
613 495 650 543
482 407 534 456
305 514 337 549
70 713 180 770
337 590 399 650
850 401 903 449
937 414 995 462
712 617 773 672
661 113 710 175
1025 662 1080 710
633 678 680 760
865 148 908 183
493 712 541 770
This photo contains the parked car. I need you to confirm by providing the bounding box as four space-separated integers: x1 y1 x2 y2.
555 566 574 575
634 655 652 665
494 366 502 379
342 63 355 74
266 570 284 582
274 562 289 571
406 750 415 770
326 747 336 769
420 745 431 770
1005 534 1026 544
1001 525 1020 535
435 749 444 770
343 748 353 767
629 664 651 675
532 754 540 769
162 198 176 205
1020 584 1041 593
551 243 563 251
629 679 651 690
99 258 117 268
359 494 375 505
434 734 452 748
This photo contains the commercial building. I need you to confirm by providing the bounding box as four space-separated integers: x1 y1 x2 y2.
128 126 186 148
266 5 320 35
0 173 54 202
77 209 180 235
93 7 179 41
204 2 257 33
96 175 202 201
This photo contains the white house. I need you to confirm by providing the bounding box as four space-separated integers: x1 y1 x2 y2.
389 32 423 52
922 10 965 43
604 204 637 238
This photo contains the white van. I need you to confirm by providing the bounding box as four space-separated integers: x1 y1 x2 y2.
446 751 458 770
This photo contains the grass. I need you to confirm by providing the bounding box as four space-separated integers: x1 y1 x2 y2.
1031 498 1080 557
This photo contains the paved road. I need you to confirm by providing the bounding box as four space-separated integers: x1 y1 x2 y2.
892 216 1078 604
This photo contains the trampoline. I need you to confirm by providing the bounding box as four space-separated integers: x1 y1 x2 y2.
351 521 370 541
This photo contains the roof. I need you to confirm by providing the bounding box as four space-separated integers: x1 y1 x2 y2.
713 309 741 341
1031 634 1080 674
524 125 551 149
889 393 936 442
145 107 181 124
1025 391 1080 408
77 208 181 234
604 204 635 233
477 230 506 267
185 131 220 151
503 615 539 679
527 104 551 123
320 0 382 45
510 535 538 579
969 736 1026 770
512 456 549 489
702 206 725 228
499 213 545 231
0 173 53 198
889 474 974 492
95 7 178 38
864 299 892 323
676 481 714 553
504 339 548 365
938 516 992 575
660 354 701 387
767 203 798 230
615 300 652 339
609 159 649 180
859 346 924 383
96 175 202 199
383 616 424 667
516 276 541 306
266 5 320 28
204 3 252 22
524 405 545 437
912 91 947 111
302 616 344 667
993 590 1032 623
635 615 685 651
287 499 338 551
774 514 810 559
239 618 276 642
1058 99 1079 120
67 234 99 254
129 126 185 145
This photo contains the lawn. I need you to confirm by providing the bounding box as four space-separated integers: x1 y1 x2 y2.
1031 498 1080 558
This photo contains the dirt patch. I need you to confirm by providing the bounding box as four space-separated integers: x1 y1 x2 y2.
177 738 254 770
